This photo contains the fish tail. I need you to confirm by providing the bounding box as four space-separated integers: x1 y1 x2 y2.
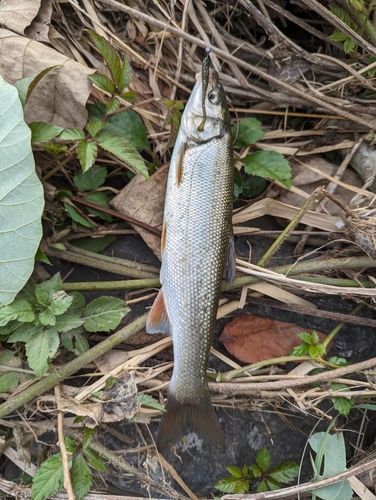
156 388 225 452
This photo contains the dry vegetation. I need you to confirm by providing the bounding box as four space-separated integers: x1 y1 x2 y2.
1 0 376 499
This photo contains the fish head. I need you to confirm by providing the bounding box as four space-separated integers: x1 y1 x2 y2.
183 69 230 143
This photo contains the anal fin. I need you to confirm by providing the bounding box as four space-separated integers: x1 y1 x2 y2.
146 288 171 335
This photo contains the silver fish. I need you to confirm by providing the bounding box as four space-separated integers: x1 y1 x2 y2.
146 68 235 451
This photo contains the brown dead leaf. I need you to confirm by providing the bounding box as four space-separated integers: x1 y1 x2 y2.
219 314 329 364
0 0 41 35
111 165 167 259
24 0 52 43
0 29 94 127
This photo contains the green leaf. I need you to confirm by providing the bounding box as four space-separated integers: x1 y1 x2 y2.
256 448 271 473
17 66 60 106
0 300 35 326
86 120 106 138
257 480 269 493
97 132 149 179
35 248 51 265
119 91 136 103
67 292 86 314
330 383 354 416
0 350 15 364
0 77 44 306
248 464 262 478
73 330 90 354
37 273 63 299
327 357 349 367
313 480 353 500
58 128 85 141
73 167 107 191
64 436 77 453
309 343 326 358
214 476 242 494
60 331 74 352
329 7 353 26
328 32 348 42
77 141 98 172
84 448 107 473
82 296 129 332
38 307 56 326
44 142 68 155
232 118 265 148
99 109 150 152
290 344 309 356
106 97 120 115
29 122 64 144
83 427 96 449
70 235 117 253
225 466 243 478
298 331 315 344
26 329 59 376
14 76 35 106
71 454 92 500
50 291 73 316
137 394 165 411
8 322 41 342
343 38 356 54
31 454 64 500
265 477 281 491
64 203 96 229
242 150 291 189
268 461 299 483
88 73 115 94
83 192 112 221
0 372 20 392
85 30 121 84
54 312 84 332
242 175 267 199
119 58 133 91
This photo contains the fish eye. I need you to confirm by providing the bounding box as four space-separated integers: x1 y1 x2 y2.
208 89 220 104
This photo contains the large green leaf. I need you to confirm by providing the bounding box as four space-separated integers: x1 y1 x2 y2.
0 77 44 306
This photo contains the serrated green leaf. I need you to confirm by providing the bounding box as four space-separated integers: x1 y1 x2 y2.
0 350 15 364
265 477 281 491
83 427 96 449
330 383 354 416
54 312 84 332
73 167 107 191
88 73 115 94
232 118 265 148
0 320 20 336
58 128 85 141
84 448 107 473
29 122 64 144
214 476 242 494
86 120 106 138
329 6 354 26
71 454 92 500
44 142 68 155
311 331 320 344
268 461 299 483
309 344 326 358
120 91 136 102
38 308 56 326
64 436 77 453
97 132 149 178
26 329 59 376
83 192 112 222
257 479 269 493
0 300 35 326
328 32 348 42
8 322 41 342
86 30 121 84
73 331 90 354
99 109 150 152
256 448 271 473
344 38 356 54
67 292 86 314
77 141 98 172
107 97 120 115
37 273 63 298
119 59 133 91
50 291 73 316
225 466 243 478
298 331 314 343
31 454 64 500
249 464 262 478
64 203 96 229
242 150 291 189
0 77 44 306
137 393 165 412
16 278 36 302
289 344 309 356
0 372 20 392
327 356 349 367
82 296 129 332
71 235 117 253
60 331 74 352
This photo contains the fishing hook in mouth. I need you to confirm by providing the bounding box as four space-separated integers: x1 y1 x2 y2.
197 47 211 132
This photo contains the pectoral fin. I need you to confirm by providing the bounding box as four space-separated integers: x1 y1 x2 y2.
146 288 171 335
225 232 236 286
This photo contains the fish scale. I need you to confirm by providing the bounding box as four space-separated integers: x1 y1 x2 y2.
146 69 234 451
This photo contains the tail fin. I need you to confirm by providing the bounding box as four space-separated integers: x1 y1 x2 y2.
156 389 225 452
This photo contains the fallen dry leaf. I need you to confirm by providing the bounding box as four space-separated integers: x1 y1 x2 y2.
111 165 167 259
0 29 94 127
24 0 53 43
0 0 41 35
219 314 329 364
